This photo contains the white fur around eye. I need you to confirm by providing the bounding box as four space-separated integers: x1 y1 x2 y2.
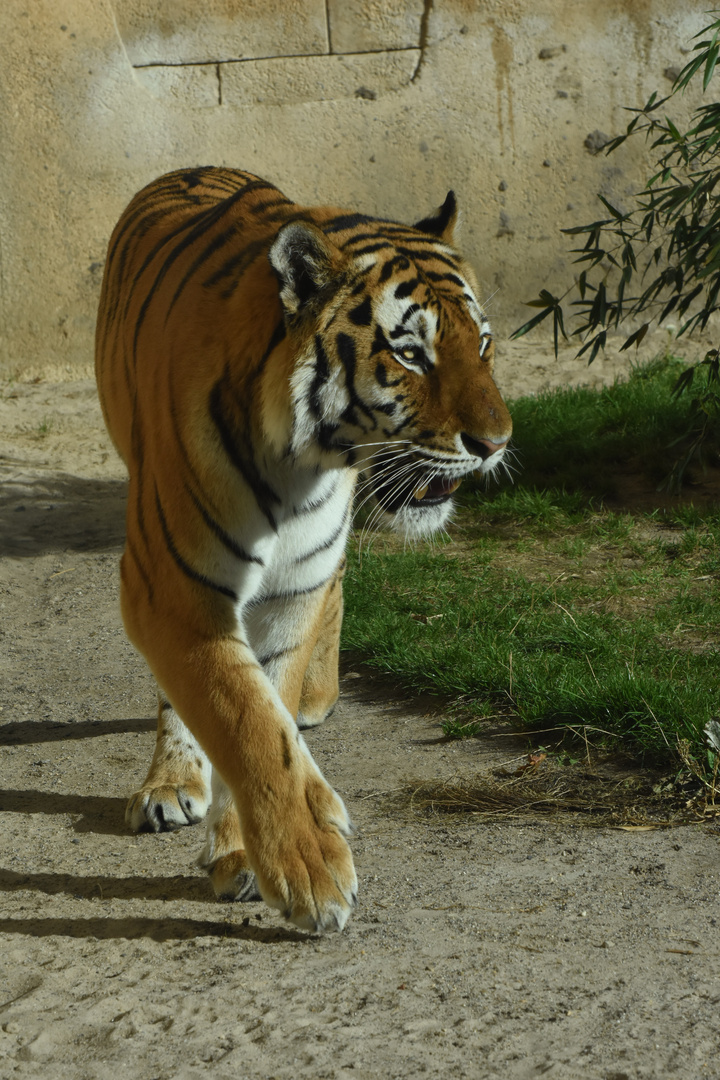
393 349 424 372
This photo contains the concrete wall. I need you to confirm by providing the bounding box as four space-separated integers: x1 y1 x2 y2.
0 0 707 377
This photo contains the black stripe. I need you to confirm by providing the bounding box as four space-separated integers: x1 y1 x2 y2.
281 730 292 769
309 335 331 419
348 296 372 326
396 246 461 270
375 361 402 388
394 278 420 300
294 479 339 516
323 213 379 234
130 418 151 552
155 487 238 601
371 324 391 356
379 256 410 283
349 240 394 256
402 303 421 323
207 323 286 530
336 333 376 428
167 364 225 524
247 577 332 608
124 536 154 605
209 378 279 531
252 196 293 216
165 221 245 318
294 505 350 565
202 236 271 294
186 484 264 565
425 270 467 289
340 225 420 246
318 421 343 455
258 644 300 667
340 230 394 248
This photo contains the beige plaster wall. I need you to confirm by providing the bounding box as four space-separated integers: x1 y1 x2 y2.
0 0 707 377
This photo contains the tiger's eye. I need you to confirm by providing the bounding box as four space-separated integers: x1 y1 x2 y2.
401 348 416 361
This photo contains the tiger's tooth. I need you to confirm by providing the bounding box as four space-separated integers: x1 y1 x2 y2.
448 479 461 494
414 483 429 500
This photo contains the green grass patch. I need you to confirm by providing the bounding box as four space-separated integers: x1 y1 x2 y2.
342 358 720 770
479 353 707 499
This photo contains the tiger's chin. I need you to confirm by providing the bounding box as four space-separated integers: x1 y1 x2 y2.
386 497 456 539
368 468 462 538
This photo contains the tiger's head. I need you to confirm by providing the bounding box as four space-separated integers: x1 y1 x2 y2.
269 193 512 537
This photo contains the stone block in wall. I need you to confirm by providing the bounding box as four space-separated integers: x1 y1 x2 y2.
134 64 220 107
114 0 329 65
221 50 419 106
327 0 424 53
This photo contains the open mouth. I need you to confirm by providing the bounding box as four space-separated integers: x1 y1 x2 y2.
410 476 462 505
372 467 462 513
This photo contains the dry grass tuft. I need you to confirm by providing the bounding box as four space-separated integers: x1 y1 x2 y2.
407 755 719 828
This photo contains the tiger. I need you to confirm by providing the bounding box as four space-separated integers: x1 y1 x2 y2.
95 166 512 933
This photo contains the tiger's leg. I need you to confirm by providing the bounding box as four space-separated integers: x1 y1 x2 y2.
198 567 346 901
122 572 356 932
297 562 344 729
195 574 348 904
126 691 212 832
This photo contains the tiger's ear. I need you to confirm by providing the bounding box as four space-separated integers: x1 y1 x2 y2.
413 191 458 245
269 221 346 317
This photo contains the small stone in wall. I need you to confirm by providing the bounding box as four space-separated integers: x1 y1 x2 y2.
663 66 682 83
584 130 610 153
539 46 567 60
355 86 377 100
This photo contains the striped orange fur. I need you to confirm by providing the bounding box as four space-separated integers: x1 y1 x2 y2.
96 167 512 931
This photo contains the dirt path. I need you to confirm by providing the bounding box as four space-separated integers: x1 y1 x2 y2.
1 359 719 1080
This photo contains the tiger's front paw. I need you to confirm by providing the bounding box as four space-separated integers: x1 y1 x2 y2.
126 781 210 833
247 773 358 934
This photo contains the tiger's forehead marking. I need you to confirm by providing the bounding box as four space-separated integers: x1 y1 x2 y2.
369 262 493 368
374 278 439 364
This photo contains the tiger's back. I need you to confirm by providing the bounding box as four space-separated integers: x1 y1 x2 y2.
97 167 293 464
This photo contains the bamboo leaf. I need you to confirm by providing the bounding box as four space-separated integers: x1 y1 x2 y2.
510 307 556 339
619 324 649 351
704 41 719 90
576 331 607 365
597 195 625 221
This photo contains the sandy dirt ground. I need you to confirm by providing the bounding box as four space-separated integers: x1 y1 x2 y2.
1 339 719 1080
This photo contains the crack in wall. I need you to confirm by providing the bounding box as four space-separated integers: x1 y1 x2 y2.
324 0 333 55
412 0 434 82
132 47 421 70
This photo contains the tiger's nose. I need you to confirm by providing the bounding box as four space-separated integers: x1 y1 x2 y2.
460 433 510 460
